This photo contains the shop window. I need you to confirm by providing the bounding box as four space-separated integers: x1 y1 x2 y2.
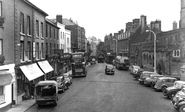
17 70 28 95
173 49 180 57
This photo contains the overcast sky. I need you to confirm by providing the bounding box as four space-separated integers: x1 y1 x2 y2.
30 0 180 41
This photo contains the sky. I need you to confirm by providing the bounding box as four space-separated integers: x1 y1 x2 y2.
30 0 180 41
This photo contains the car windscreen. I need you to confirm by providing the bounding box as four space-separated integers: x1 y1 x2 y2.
36 85 56 96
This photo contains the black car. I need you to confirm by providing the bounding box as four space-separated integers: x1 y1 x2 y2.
105 65 115 75
163 81 185 100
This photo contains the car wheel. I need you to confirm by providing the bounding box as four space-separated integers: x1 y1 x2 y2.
53 101 57 106
168 92 176 100
161 86 167 92
179 104 185 112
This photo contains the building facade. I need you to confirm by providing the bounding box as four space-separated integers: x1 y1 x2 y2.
0 0 50 111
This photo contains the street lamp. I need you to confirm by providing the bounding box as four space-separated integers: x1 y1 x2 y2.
146 30 157 73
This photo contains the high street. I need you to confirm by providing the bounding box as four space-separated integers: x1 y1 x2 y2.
25 63 175 112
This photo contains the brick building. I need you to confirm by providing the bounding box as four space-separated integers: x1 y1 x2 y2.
0 0 50 111
62 18 86 52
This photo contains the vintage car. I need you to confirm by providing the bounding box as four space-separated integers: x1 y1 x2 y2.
105 64 115 75
172 87 185 111
150 75 165 88
63 73 72 86
154 77 177 92
163 81 185 100
129 65 141 75
50 76 66 93
144 74 164 86
133 68 144 80
35 80 58 106
138 71 156 84
91 58 96 65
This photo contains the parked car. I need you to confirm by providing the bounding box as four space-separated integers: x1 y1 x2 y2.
133 68 144 80
50 76 66 93
63 73 72 86
105 64 115 75
154 77 177 92
144 74 164 86
138 71 156 84
150 75 165 88
172 87 185 111
35 80 58 106
163 81 185 100
129 65 140 75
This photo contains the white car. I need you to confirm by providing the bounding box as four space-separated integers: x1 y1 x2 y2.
129 65 140 75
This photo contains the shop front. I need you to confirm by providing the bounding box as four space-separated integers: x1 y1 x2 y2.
0 64 16 111
37 60 54 80
16 63 44 104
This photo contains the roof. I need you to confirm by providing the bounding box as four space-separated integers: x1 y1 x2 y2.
129 26 142 44
158 77 177 80
46 19 60 29
132 31 150 44
23 0 48 16
62 19 76 25
37 80 57 85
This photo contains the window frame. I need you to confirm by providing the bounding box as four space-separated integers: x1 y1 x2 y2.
20 12 24 34
41 22 43 38
0 39 2 55
0 1 2 17
20 41 24 61
173 49 180 57
26 41 31 60
27 16 31 36
36 20 39 37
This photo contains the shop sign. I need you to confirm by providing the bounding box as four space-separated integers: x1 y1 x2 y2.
0 95 5 104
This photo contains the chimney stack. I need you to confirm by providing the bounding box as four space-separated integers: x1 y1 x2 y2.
140 15 147 33
173 21 178 30
56 15 63 24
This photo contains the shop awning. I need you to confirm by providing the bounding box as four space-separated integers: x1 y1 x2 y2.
20 63 44 81
37 60 53 74
0 64 15 85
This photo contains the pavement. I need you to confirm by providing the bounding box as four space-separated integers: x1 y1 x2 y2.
5 63 90 112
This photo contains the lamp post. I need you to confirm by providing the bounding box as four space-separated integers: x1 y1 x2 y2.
146 30 157 73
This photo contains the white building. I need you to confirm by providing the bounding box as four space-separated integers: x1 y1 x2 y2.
65 29 71 53
52 15 71 53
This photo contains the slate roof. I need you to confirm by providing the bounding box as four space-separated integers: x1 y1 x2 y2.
129 25 142 44
62 19 76 26
132 32 150 44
